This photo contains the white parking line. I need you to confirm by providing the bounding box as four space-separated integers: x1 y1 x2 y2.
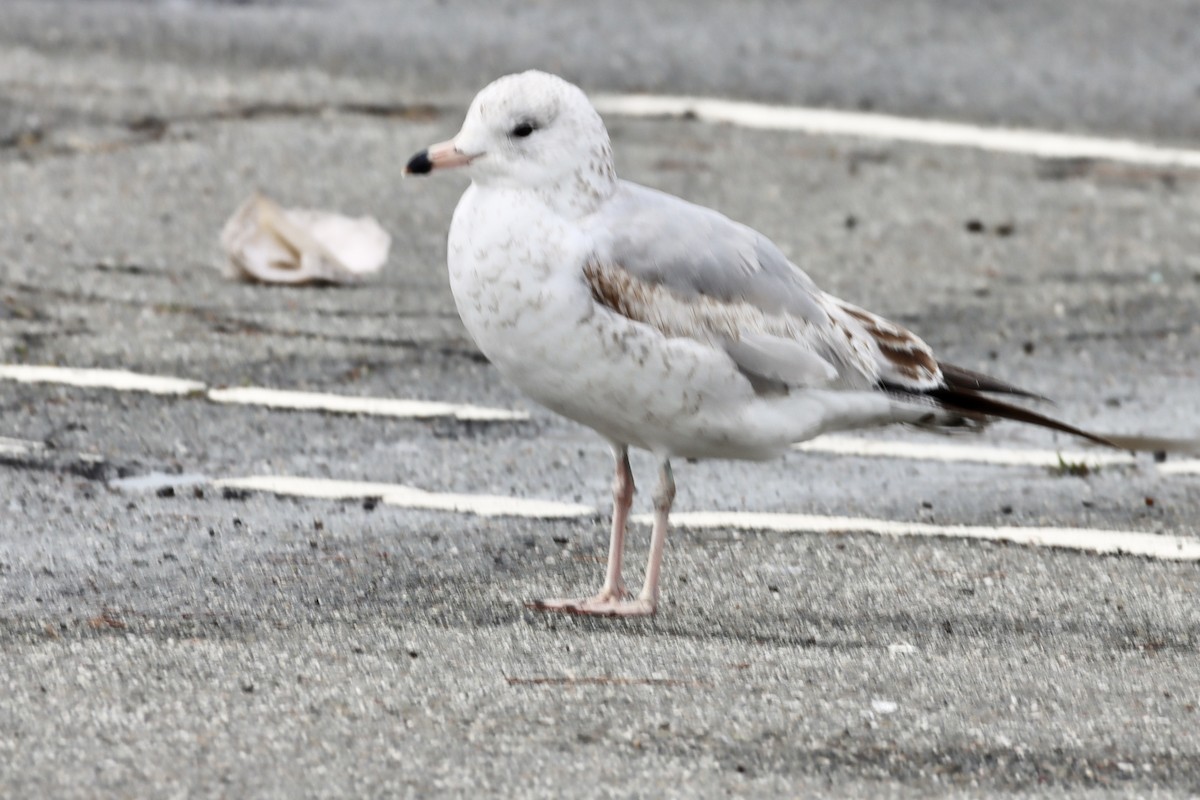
1159 460 1200 476
109 471 209 492
0 365 205 395
2 363 1194 475
594 94 1200 169
637 512 1200 562
0 436 43 457
207 387 527 421
212 475 594 519
796 435 1136 468
0 364 526 421
201 474 1199 561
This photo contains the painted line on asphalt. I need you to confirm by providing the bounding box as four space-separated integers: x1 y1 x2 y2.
212 475 594 519
1159 459 1200 476
638 512 1200 562
795 435 1137 468
0 364 205 395
0 364 527 422
206 386 527 421
593 94 1200 169
0 436 43 457
200 474 1198 562
2 364 1192 474
108 471 210 492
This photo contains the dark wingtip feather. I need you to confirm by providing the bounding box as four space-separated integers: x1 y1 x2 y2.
892 382 1200 455
923 388 1116 448
883 363 1199 454
937 361 1049 402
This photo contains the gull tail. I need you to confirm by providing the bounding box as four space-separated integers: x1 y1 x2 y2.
888 361 1200 455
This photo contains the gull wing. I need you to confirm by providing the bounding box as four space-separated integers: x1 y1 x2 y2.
586 180 942 393
584 181 1196 451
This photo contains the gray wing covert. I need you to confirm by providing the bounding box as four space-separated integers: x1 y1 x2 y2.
597 181 828 322
585 181 884 391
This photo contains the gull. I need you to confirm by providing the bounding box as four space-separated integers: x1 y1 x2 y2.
406 71 1189 617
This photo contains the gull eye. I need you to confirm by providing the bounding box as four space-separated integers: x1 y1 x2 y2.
510 121 536 138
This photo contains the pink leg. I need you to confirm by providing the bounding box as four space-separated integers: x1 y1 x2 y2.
637 459 675 610
600 446 635 596
529 446 635 614
530 456 673 618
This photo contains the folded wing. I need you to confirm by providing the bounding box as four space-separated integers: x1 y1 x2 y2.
588 180 945 396
584 179 1196 453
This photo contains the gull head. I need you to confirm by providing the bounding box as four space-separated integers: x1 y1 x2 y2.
406 71 616 207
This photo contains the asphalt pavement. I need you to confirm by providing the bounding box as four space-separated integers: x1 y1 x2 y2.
1 1 1200 797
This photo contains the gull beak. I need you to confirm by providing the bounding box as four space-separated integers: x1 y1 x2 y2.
405 139 476 175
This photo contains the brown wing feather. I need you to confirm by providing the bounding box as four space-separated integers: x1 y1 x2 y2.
831 301 940 389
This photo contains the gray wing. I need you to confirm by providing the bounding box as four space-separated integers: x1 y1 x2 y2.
585 180 942 392
594 181 827 321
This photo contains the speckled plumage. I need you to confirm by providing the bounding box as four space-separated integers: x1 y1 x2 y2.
438 72 957 464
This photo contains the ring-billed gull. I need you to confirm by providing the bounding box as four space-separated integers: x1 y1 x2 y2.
406 70 1189 617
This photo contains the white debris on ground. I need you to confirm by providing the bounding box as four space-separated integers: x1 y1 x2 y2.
219 192 391 284
888 642 919 658
871 700 899 715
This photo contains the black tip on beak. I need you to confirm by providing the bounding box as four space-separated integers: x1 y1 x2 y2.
405 150 433 175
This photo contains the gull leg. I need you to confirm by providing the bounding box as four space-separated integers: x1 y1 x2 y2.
529 446 660 617
599 446 635 597
637 458 675 611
